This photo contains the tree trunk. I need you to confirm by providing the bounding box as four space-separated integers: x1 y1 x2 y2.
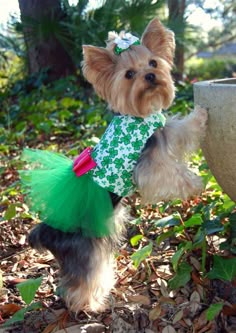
18 0 75 82
168 0 186 81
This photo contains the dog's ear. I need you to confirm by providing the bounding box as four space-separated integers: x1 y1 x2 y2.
141 18 175 66
82 45 115 85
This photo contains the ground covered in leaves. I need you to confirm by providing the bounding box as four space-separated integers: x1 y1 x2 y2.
1 146 236 333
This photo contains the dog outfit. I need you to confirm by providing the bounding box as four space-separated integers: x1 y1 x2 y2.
91 112 166 196
20 112 165 237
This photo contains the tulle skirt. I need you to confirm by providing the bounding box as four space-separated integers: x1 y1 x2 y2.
19 149 114 237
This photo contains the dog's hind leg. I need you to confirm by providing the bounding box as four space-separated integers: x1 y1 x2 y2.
28 194 125 313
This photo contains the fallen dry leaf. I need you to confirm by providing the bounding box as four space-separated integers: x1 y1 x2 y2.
0 303 22 317
191 272 203 285
42 310 70 333
162 325 177 333
43 322 59 333
55 325 82 333
149 304 162 321
6 277 28 285
127 293 151 305
193 309 208 331
189 290 201 314
222 304 236 316
112 313 134 333
159 296 175 305
196 284 205 300
172 309 183 324
55 323 106 333
189 256 201 271
0 328 9 333
190 290 201 303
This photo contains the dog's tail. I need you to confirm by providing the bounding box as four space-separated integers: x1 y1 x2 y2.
28 202 125 313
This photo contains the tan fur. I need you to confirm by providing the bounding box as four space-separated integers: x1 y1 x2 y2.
64 244 116 312
82 18 175 117
133 106 207 203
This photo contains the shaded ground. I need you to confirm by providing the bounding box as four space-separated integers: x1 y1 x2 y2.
1 156 236 333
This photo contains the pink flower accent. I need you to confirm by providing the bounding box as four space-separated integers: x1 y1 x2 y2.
73 147 96 177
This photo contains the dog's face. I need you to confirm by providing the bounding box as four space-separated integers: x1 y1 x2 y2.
82 18 176 117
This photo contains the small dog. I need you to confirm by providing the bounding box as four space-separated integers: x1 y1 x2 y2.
27 18 207 313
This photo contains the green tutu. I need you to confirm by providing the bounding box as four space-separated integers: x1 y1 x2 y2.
20 149 114 237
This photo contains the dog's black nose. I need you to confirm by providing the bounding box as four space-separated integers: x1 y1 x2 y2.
145 73 156 83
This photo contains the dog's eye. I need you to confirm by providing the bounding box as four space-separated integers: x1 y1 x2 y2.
149 59 157 68
125 70 135 79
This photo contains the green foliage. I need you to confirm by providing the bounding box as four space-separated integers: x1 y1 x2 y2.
3 203 17 220
0 75 110 149
129 161 236 287
130 234 144 246
168 79 194 115
154 212 181 228
17 277 43 305
206 302 224 321
4 278 43 326
171 241 192 272
186 57 236 81
168 262 192 289
0 26 24 69
4 302 42 327
207 256 236 281
61 0 165 64
13 0 165 73
131 242 153 268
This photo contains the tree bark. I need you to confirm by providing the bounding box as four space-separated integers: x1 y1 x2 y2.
168 0 186 81
18 0 75 82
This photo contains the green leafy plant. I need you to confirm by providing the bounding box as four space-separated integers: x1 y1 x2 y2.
186 58 236 81
131 242 153 268
168 262 192 289
4 277 43 326
206 302 224 321
129 161 236 290
207 256 236 281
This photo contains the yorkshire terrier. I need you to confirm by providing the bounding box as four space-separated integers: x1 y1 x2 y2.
27 18 207 313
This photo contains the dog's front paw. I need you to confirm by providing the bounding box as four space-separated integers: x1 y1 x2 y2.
193 105 208 128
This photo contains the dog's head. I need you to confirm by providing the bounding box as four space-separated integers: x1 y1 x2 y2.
82 18 175 117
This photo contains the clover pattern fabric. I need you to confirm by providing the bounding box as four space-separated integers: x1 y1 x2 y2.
90 112 166 196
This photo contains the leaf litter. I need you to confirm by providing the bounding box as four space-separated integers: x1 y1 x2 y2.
1 148 236 333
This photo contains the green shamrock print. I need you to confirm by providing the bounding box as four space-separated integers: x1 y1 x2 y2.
107 174 119 183
127 121 138 132
113 116 123 126
139 124 148 135
132 139 144 150
108 149 118 158
97 168 106 179
102 156 110 167
113 126 123 137
114 158 124 169
128 152 140 160
123 134 131 145
111 136 120 147
90 112 166 196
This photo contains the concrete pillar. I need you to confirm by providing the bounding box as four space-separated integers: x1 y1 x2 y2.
194 78 236 202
